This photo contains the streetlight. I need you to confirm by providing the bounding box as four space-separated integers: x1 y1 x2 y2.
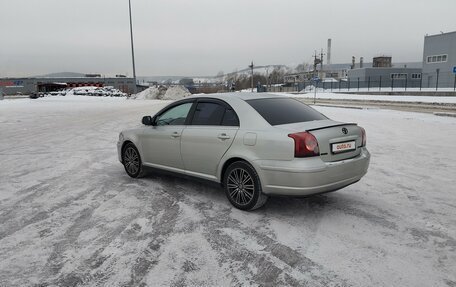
128 0 137 94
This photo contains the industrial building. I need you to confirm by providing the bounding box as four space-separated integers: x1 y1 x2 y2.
285 60 421 85
284 38 424 88
284 63 351 84
0 75 136 95
347 56 423 87
422 31 456 88
347 31 456 89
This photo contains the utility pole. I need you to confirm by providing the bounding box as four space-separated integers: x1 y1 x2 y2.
128 0 137 94
249 61 254 92
320 48 326 80
313 51 319 104
320 48 325 72
313 50 318 75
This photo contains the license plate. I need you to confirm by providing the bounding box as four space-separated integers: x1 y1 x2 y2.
332 141 356 153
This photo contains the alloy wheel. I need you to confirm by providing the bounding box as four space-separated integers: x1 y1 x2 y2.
226 168 255 206
124 146 140 175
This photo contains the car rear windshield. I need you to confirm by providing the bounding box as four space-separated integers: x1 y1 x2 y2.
246 98 327 126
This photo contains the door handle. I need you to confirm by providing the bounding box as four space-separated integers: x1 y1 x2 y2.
171 132 181 138
217 133 230 140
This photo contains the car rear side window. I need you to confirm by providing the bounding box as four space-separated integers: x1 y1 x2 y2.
191 102 226 125
191 102 240 126
246 98 327 126
221 108 239 126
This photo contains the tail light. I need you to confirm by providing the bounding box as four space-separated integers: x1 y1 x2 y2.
360 127 367 146
288 132 320 157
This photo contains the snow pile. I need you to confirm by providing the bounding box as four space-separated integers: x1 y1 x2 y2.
133 86 165 100
133 85 191 100
161 85 191 100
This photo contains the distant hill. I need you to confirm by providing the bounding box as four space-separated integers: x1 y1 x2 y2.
222 65 288 78
137 76 186 83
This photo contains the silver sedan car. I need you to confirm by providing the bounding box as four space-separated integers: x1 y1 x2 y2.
117 93 370 210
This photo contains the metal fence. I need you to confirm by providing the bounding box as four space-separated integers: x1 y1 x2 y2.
261 75 456 93
262 85 303 93
319 77 456 92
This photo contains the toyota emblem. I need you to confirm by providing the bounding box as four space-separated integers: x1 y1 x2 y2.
342 127 348 134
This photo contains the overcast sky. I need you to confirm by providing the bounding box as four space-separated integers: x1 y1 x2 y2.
1 0 455 77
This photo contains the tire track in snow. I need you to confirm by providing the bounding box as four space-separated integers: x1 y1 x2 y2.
41 178 181 286
141 175 352 286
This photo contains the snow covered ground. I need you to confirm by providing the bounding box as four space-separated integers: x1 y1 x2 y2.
0 96 455 286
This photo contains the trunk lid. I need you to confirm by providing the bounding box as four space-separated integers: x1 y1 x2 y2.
276 120 363 162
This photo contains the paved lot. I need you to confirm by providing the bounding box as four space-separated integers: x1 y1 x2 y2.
298 98 456 115
0 96 455 286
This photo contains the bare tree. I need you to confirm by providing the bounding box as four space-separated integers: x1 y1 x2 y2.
295 62 310 73
269 67 286 85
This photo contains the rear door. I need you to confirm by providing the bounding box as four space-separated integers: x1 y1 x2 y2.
180 100 239 178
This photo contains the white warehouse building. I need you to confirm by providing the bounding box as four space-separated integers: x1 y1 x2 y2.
422 31 456 88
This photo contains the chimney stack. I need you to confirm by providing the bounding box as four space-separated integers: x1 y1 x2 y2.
360 57 364 68
327 39 332 65
351 56 356 69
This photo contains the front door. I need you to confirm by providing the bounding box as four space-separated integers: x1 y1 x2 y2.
141 102 193 171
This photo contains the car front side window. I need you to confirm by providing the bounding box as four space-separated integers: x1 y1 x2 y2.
156 102 193 126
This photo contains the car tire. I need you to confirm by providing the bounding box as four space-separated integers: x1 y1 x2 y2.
223 161 268 211
122 143 144 178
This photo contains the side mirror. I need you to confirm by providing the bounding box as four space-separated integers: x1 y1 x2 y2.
142 116 154 126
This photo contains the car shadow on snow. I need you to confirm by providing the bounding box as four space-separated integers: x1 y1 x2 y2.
131 167 370 219
115 166 400 239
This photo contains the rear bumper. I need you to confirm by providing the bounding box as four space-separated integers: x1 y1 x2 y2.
255 148 370 196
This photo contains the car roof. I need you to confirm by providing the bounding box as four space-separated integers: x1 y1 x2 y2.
186 92 282 101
